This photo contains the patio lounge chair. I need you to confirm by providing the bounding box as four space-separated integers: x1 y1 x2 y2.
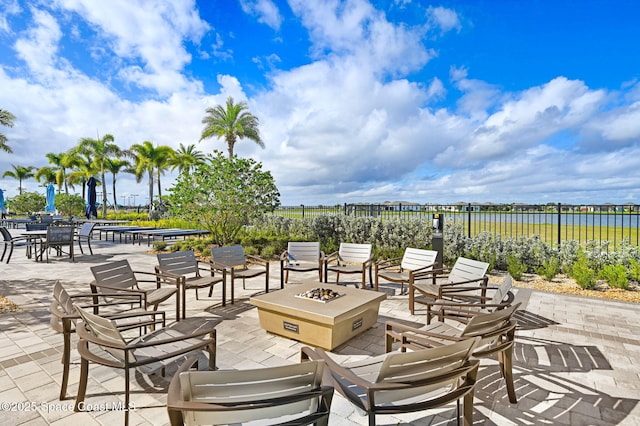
74 306 217 425
280 241 325 287
385 302 521 403
210 245 269 304
301 337 480 426
410 257 489 314
374 247 438 293
39 224 75 262
49 281 161 400
167 355 333 426
75 222 96 255
324 242 373 288
0 226 33 263
424 273 515 325
90 259 180 320
156 250 226 318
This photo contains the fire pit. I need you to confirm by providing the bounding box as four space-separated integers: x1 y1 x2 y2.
296 287 344 303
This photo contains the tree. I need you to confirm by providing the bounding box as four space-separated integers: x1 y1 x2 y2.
6 191 45 214
77 134 120 218
45 151 76 194
34 166 58 187
0 109 16 154
199 96 264 158
3 164 35 194
54 193 86 216
128 141 174 216
168 152 280 245
105 157 131 211
169 143 206 174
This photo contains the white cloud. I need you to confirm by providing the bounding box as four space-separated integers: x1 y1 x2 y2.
0 0 21 32
240 0 282 30
53 0 210 95
426 6 462 34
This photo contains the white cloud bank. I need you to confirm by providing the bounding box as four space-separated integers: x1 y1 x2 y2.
1 0 640 207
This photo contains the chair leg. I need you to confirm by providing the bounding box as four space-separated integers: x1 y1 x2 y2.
74 358 89 412
78 240 84 254
182 285 187 320
409 282 415 315
501 346 517 403
6 245 14 263
87 238 93 255
124 368 130 426
1 244 7 262
60 330 71 400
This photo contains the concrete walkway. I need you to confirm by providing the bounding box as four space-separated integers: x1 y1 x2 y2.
1 236 639 425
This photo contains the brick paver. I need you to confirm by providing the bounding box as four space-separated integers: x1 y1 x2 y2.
0 231 639 425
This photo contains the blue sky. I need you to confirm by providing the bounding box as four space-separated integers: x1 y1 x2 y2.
1 0 640 206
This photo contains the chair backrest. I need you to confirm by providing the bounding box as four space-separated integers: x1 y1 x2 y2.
338 243 372 263
157 250 198 277
0 226 11 241
53 281 76 317
490 274 513 304
47 225 74 244
26 223 50 231
79 222 95 237
175 361 326 425
374 337 479 404
91 259 138 291
400 248 438 271
286 241 321 263
448 257 489 284
210 245 247 269
461 302 521 354
75 305 133 363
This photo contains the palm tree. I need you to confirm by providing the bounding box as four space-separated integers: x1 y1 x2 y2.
76 134 120 217
45 151 75 194
169 143 206 174
128 141 174 215
200 96 264 158
3 165 34 194
105 158 131 211
34 166 58 188
66 151 97 204
0 109 16 154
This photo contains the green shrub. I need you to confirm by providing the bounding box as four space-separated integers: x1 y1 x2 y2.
152 241 167 252
598 264 629 289
628 259 640 282
536 258 560 281
570 250 596 289
507 255 527 280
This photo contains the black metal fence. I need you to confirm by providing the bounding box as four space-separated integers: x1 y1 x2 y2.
275 203 640 249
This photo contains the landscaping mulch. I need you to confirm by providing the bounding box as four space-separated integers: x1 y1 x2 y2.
0 295 20 314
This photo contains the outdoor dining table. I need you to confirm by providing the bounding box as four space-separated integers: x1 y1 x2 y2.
19 230 47 260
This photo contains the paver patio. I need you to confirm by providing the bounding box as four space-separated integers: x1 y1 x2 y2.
1 235 639 425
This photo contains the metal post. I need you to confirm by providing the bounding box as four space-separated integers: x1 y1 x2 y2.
432 214 444 268
557 203 562 248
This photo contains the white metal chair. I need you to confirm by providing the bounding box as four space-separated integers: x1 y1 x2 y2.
324 243 373 288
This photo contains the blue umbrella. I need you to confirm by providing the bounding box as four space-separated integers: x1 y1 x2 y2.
0 188 6 218
45 184 56 213
86 177 98 219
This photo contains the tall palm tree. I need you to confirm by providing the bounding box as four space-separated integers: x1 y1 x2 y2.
34 166 59 188
169 143 206 174
200 96 264 158
128 141 173 215
3 165 34 194
0 109 16 154
45 151 75 194
105 157 131 211
76 133 120 217
66 151 97 204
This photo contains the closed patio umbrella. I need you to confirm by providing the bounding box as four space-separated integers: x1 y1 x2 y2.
45 184 56 213
0 188 6 219
86 177 98 219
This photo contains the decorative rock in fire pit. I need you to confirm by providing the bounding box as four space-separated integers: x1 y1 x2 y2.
295 287 344 303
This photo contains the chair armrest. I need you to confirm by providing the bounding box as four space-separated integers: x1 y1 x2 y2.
324 251 339 264
385 320 463 344
439 276 488 288
126 325 216 349
246 254 268 265
301 346 373 389
279 250 288 261
375 257 402 270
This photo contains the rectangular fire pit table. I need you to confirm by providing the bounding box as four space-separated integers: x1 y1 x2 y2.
250 282 386 350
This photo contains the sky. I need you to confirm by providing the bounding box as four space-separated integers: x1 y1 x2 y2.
1 0 640 206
